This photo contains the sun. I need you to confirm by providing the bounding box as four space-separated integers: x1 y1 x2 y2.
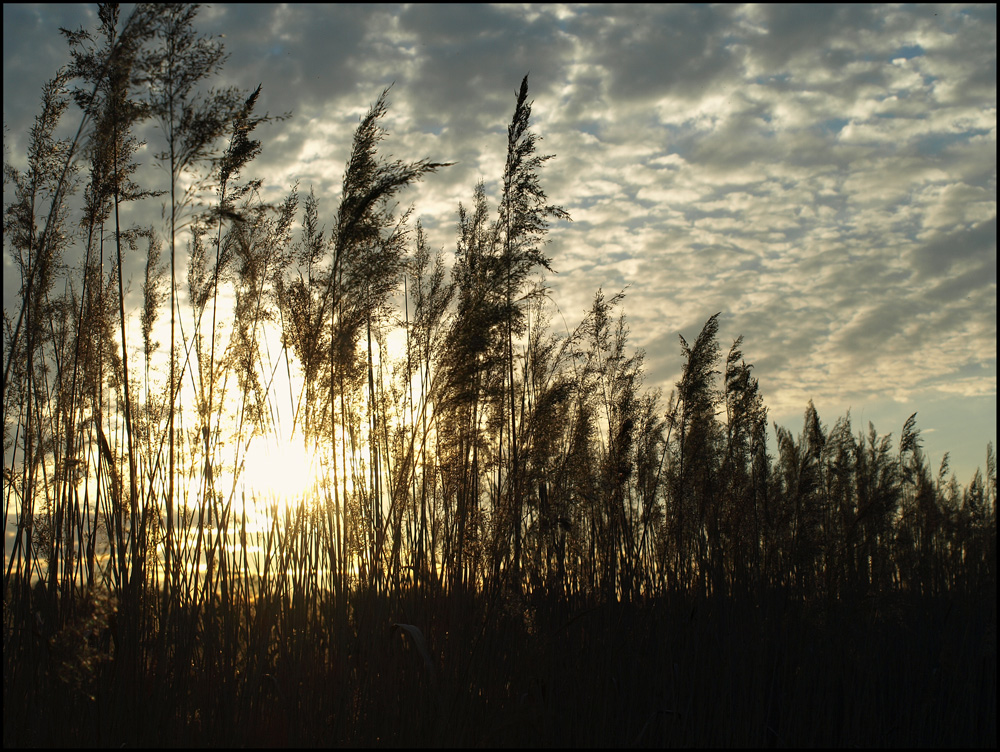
241 434 322 503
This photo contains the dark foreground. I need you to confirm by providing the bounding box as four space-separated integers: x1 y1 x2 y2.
4 584 996 747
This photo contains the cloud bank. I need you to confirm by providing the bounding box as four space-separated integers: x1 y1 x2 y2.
4 3 995 480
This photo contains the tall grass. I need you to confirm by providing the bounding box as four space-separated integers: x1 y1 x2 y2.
4 5 996 747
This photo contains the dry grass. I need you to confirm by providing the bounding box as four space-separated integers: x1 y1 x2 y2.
3 565 996 746
4 6 996 747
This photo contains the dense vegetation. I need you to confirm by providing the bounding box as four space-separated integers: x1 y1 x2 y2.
4 4 995 746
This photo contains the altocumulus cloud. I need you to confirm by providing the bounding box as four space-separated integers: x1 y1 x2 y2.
3 3 995 480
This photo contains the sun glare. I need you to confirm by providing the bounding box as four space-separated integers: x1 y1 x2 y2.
241 435 322 503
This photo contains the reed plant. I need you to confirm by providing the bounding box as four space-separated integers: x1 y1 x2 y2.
4 4 995 747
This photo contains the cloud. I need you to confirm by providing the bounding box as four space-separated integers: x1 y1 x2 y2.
3 3 995 480
911 216 997 279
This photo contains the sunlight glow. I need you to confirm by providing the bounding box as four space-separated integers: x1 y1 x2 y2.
241 434 322 503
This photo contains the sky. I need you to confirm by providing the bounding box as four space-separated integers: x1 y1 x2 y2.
3 3 996 485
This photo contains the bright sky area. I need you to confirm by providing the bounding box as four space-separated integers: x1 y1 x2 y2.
3 3 996 483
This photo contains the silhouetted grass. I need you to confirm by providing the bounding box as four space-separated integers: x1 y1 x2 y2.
4 6 996 748
4 573 994 747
